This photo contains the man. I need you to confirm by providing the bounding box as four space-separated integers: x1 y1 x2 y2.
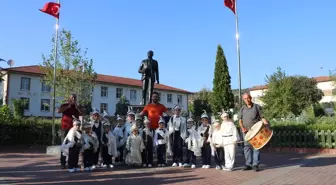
58 93 83 169
140 92 170 130
138 50 159 105
239 93 268 172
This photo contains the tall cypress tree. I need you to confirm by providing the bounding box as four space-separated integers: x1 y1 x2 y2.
211 45 234 115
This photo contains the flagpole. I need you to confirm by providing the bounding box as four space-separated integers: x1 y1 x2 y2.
234 0 242 107
52 0 60 145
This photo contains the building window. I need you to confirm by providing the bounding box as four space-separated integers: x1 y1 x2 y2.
20 77 31 91
116 88 123 98
41 99 50 112
130 90 137 101
41 82 51 92
100 103 108 113
323 89 333 96
167 94 172 103
101 86 108 97
20 97 30 110
158 92 161 101
177 95 182 104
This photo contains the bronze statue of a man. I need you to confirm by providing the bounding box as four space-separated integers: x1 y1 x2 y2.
138 50 159 105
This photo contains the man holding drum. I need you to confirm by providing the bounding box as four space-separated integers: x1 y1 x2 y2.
239 93 268 172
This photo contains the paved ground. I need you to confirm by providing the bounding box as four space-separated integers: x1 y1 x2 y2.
1 147 336 185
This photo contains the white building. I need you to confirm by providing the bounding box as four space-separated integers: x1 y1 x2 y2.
0 65 191 117
249 76 336 114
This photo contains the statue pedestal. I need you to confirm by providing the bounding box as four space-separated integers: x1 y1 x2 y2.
128 105 145 113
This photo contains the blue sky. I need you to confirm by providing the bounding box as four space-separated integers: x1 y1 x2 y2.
1 0 335 92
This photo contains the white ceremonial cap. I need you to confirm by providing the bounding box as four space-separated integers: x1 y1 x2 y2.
116 114 122 121
159 116 165 124
173 104 181 110
144 116 150 123
201 110 209 119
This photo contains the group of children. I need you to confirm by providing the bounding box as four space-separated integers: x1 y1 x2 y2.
60 105 240 173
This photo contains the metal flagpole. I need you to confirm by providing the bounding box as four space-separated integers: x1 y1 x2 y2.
234 0 242 107
52 0 60 145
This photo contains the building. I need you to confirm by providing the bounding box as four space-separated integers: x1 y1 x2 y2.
0 65 191 117
249 76 336 114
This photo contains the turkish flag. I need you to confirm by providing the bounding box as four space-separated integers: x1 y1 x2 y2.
40 2 60 19
224 0 236 14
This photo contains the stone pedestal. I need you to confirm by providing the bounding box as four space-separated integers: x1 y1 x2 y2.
46 145 61 156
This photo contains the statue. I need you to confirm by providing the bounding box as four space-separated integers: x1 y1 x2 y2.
138 50 159 105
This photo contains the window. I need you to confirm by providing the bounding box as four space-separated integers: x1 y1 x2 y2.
101 86 108 97
323 89 333 96
116 88 123 98
41 82 51 92
20 77 31 91
177 95 182 104
158 92 161 101
20 97 30 110
41 99 50 112
100 103 108 113
130 90 137 101
167 94 172 103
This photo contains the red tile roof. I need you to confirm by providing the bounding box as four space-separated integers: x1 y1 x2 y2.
249 76 333 91
4 65 191 94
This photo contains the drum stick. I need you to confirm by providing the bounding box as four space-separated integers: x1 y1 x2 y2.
222 141 244 147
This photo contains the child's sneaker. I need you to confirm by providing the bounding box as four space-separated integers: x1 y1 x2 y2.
148 164 152 168
68 168 75 173
178 163 183 167
191 164 196 169
172 163 177 167
215 165 221 170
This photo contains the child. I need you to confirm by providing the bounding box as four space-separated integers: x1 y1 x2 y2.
221 112 240 171
198 110 212 169
135 114 144 136
81 121 99 172
211 120 225 170
61 117 82 173
113 114 126 163
125 108 136 138
183 114 202 169
125 124 145 166
167 104 187 167
141 116 154 167
101 119 118 169
90 108 103 169
154 117 169 167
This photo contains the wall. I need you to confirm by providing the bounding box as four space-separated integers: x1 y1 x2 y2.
2 73 189 117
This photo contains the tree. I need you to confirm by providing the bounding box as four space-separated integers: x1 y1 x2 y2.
261 67 323 119
211 45 234 115
189 88 213 119
115 96 130 116
40 29 97 109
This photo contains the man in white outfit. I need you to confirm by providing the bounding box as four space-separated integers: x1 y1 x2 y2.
221 112 240 171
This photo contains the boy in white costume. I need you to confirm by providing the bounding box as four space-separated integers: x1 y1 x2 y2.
135 114 144 136
60 117 82 173
154 117 169 167
125 124 145 166
167 104 187 167
125 108 136 138
221 112 240 171
211 120 225 170
90 108 103 169
81 121 99 172
198 110 212 169
183 113 202 169
101 119 118 169
141 116 154 167
113 114 126 163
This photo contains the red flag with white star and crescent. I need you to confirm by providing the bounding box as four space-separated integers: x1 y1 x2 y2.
224 0 236 14
39 2 60 19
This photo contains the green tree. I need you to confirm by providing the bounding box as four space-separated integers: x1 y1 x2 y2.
40 29 97 108
115 96 130 116
261 67 323 119
211 45 234 115
190 88 213 119
11 98 27 119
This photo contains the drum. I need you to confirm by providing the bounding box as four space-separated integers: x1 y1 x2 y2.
244 121 273 150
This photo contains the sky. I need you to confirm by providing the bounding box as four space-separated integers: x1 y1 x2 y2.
0 0 335 92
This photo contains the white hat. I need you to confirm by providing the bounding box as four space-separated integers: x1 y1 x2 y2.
159 116 165 124
82 122 91 129
72 116 81 125
127 107 135 115
116 114 122 121
187 117 194 122
212 119 220 127
130 124 138 132
144 116 150 123
102 110 109 118
103 121 111 127
91 107 100 115
201 110 209 119
173 104 181 110
135 113 142 121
